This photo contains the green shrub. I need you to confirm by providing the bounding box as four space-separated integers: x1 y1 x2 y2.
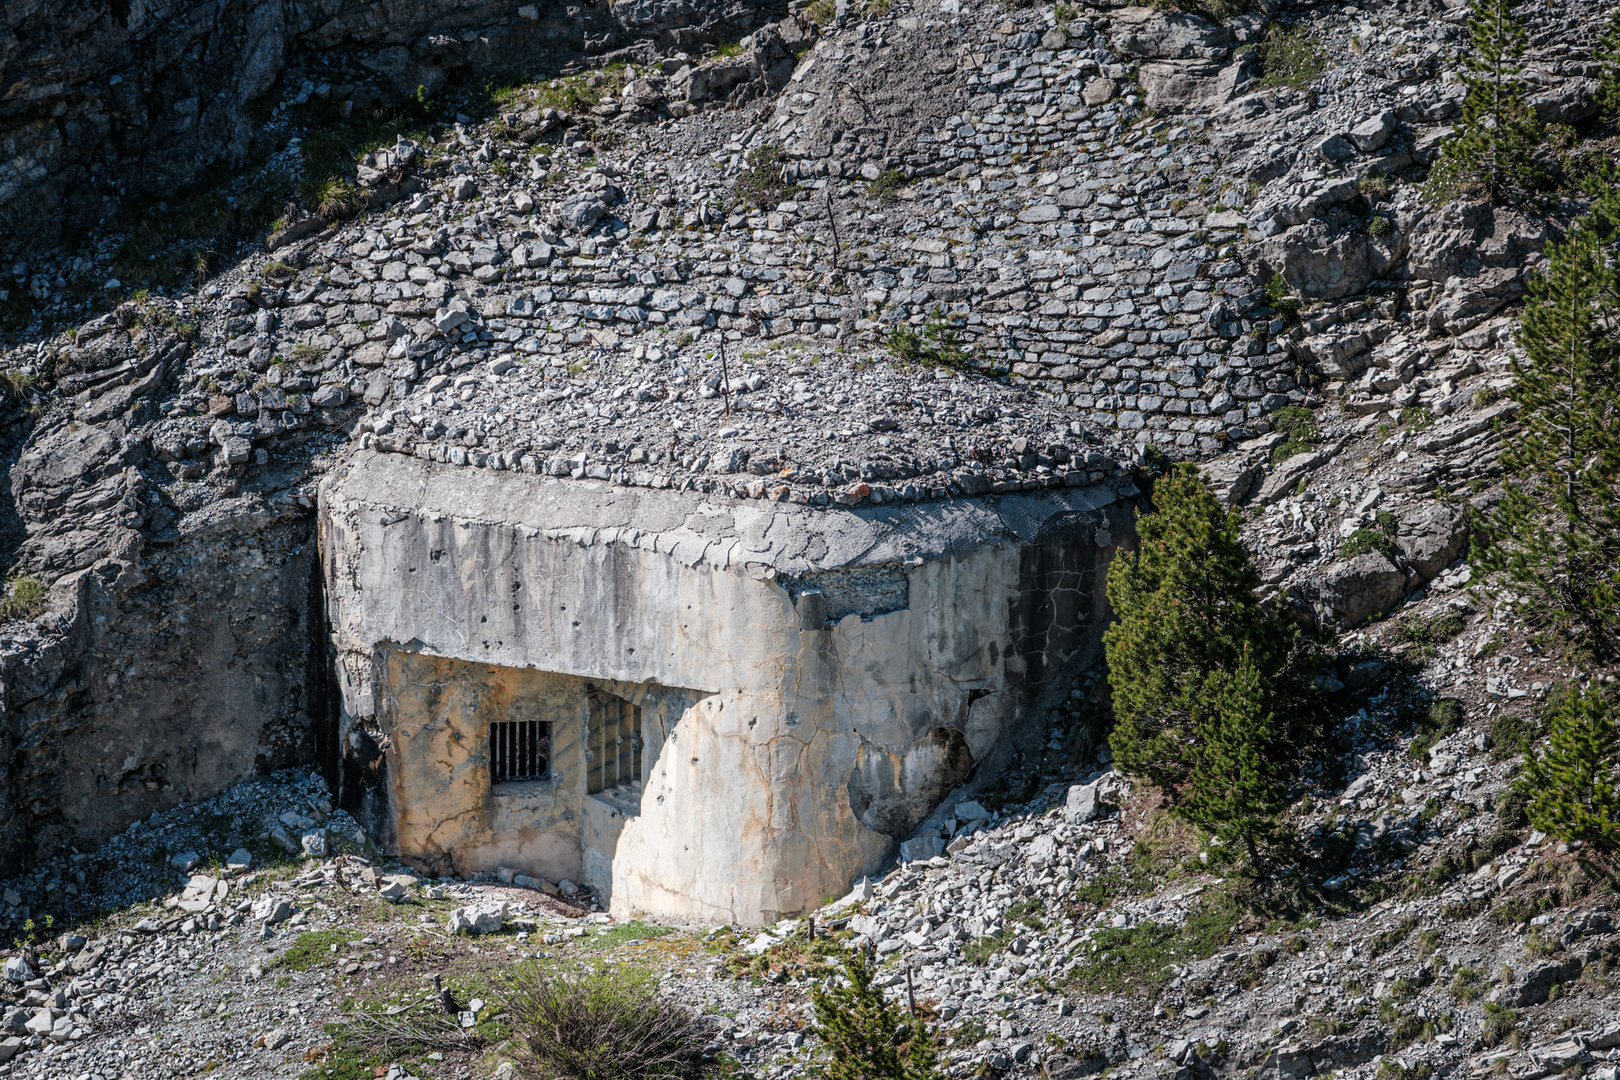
506 961 714 1080
1471 193 1620 651
311 178 362 222
1594 9 1620 126
1270 405 1318 463
1377 1062 1432 1080
1489 714 1539 761
1103 466 1299 870
1263 272 1301 318
1069 889 1245 994
1481 1003 1518 1047
803 0 835 24
867 170 907 201
1409 698 1465 761
1422 0 1542 203
260 259 298 281
1368 918 1416 956
1494 787 1529 827
1400 405 1435 430
885 308 966 368
731 143 794 210
588 921 676 949
1395 612 1468 650
1450 967 1485 1003
278 929 361 971
1491 896 1544 926
1341 511 1400 561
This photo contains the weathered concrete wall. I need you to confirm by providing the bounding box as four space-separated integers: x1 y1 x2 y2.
322 450 1134 926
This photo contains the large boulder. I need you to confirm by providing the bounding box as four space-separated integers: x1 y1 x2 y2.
1064 768 1126 824
1405 200 1551 285
677 60 752 104
556 192 608 234
1135 59 1238 110
1260 222 1406 301
1396 503 1469 581
1199 458 1262 506
1529 78 1600 125
1108 5 1247 109
1110 7 1234 59
1427 267 1525 335
447 901 510 935
1498 958 1583 1007
1313 553 1407 627
750 25 797 94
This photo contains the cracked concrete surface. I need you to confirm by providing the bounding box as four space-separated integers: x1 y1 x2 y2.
321 450 1135 924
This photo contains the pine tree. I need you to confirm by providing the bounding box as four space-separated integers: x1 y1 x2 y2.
1474 202 1620 651
1599 9 1620 123
809 950 938 1080
1103 464 1295 798
1423 0 1541 203
1521 685 1620 850
1176 648 1290 868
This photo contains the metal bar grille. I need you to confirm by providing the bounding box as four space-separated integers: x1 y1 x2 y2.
490 720 550 783
587 693 643 794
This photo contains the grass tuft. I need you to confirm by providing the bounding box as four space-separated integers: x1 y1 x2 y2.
506 961 714 1080
0 575 46 621
1259 23 1328 90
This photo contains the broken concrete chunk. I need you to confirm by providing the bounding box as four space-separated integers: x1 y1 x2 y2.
251 896 294 925
446 902 509 935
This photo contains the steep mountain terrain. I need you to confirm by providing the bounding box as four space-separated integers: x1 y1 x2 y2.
0 0 1616 1075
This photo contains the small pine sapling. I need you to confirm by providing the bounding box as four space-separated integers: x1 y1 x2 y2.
1177 647 1291 870
1103 464 1296 800
1473 200 1620 652
809 950 938 1080
1423 0 1541 203
1519 685 1620 850
1599 9 1620 123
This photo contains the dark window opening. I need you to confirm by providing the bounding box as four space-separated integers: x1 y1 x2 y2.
587 691 643 795
491 720 550 784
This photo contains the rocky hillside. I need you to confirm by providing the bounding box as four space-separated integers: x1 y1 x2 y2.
0 0 1617 1074
2 0 1602 873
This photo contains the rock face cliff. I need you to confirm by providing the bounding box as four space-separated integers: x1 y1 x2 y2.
0 0 777 256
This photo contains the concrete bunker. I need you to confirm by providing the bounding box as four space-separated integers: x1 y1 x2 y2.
323 450 1134 925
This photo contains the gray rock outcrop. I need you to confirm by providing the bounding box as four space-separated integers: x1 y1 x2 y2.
0 0 779 255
